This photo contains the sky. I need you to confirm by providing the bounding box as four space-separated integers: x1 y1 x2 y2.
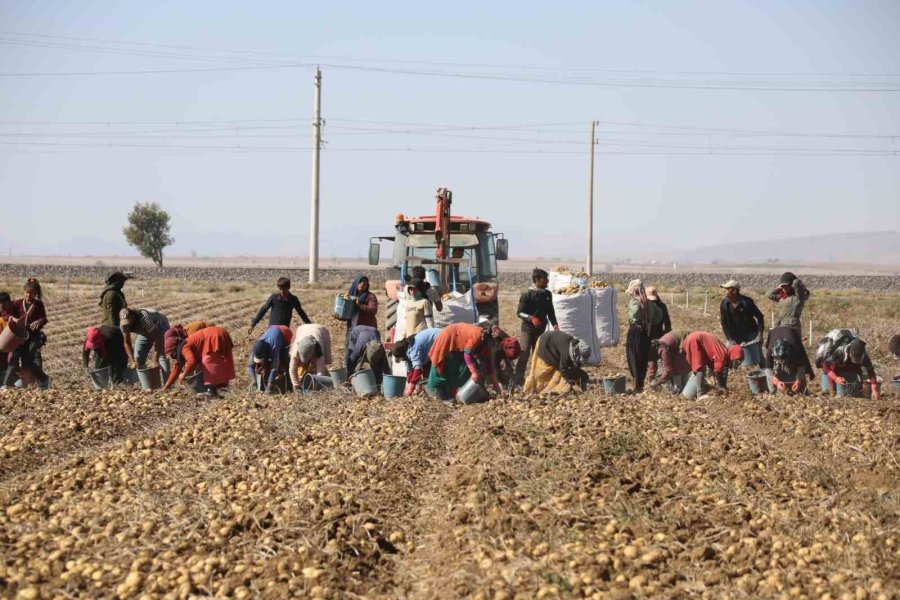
0 0 898 261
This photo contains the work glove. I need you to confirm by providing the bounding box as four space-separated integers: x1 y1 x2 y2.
530 316 543 328
552 324 559 331
833 375 847 386
871 380 881 399
791 379 803 394
771 376 785 393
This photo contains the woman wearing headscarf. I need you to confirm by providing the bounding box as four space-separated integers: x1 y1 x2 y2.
403 284 434 338
767 272 810 332
625 279 662 393
288 323 332 389
83 326 128 384
427 322 503 398
392 327 442 396
766 325 815 394
248 325 294 394
162 326 235 396
99 272 130 327
523 330 591 396
344 275 378 371
4 279 50 390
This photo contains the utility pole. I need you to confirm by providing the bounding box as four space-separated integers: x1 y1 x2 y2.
309 67 322 283
587 120 598 275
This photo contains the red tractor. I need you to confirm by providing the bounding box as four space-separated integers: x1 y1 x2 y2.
368 188 509 337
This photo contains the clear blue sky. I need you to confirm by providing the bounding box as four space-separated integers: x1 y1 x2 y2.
1 0 898 260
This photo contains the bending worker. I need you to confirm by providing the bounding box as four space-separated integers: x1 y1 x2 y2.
288 323 332 389
682 331 744 390
815 329 880 398
766 325 815 394
522 330 590 396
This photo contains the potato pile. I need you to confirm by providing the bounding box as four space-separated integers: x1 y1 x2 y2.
555 284 583 296
588 280 608 289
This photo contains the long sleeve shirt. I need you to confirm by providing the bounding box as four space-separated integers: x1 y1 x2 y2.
767 280 810 330
407 328 442 370
255 325 293 385
655 330 692 383
251 293 311 328
516 287 558 332
683 332 730 374
349 325 381 364
12 299 48 336
649 300 672 340
99 285 126 327
628 299 662 330
288 324 332 387
352 293 378 328
719 295 765 344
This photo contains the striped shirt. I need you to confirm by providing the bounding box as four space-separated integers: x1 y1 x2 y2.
122 309 170 339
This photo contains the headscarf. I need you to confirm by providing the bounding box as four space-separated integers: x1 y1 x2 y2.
252 340 270 363
296 335 319 364
391 337 409 361
349 275 371 305
569 339 591 367
106 272 129 288
85 327 107 359
501 337 521 361
727 345 744 363
626 278 648 307
165 325 188 358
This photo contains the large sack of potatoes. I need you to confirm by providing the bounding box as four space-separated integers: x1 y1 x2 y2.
433 291 478 329
552 286 620 365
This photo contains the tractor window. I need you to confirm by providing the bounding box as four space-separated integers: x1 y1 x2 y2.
476 233 498 279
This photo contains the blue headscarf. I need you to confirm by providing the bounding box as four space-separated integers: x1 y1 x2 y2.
349 275 371 305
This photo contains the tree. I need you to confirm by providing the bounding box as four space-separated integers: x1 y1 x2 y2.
123 202 174 268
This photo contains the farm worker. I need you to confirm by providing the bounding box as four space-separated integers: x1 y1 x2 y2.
288 323 332 389
248 277 311 334
513 268 559 387
815 329 880 398
0 291 16 318
767 272 810 331
766 325 815 394
248 325 294 394
3 279 50 390
344 275 378 371
648 330 692 393
448 247 466 289
391 328 442 395
99 271 131 327
83 326 128 384
625 279 663 393
409 266 443 312
348 324 388 385
522 330 590 396
494 335 521 391
403 284 435 338
120 308 171 379
427 323 502 398
646 287 672 341
719 280 765 368
185 320 215 336
161 326 235 396
682 331 744 389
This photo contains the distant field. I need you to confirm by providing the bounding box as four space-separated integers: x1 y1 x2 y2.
0 276 898 598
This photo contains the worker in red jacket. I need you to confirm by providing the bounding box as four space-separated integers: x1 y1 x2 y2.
682 331 744 389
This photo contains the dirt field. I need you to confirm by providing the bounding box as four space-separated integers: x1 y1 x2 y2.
1 276 898 599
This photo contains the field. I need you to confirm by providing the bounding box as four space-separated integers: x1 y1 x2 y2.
1 273 899 599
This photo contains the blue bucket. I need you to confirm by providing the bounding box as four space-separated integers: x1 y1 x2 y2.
602 376 626 395
329 367 349 388
682 372 703 399
334 295 355 321
741 342 762 367
669 373 688 393
836 374 863 398
821 372 832 395
382 374 406 398
746 370 768 395
350 369 379 398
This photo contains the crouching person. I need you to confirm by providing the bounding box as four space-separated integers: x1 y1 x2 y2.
816 329 880 398
648 330 692 393
427 323 501 399
121 308 171 380
522 330 590 396
162 326 235 396
392 328 441 396
83 326 129 385
248 325 293 394
766 325 815 395
682 331 744 395
288 324 332 390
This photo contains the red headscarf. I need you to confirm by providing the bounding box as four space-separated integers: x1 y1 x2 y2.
164 325 188 358
85 327 107 359
501 336 521 361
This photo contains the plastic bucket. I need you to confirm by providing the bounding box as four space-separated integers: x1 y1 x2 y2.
669 373 688 393
302 373 334 394
184 372 207 394
746 370 768 395
350 369 379 398
136 367 162 390
682 372 703 399
456 379 489 404
602 375 627 395
0 320 28 353
329 367 349 388
863 377 883 399
821 372 832 394
741 342 762 367
90 367 111 390
836 374 863 398
382 374 406 398
334 295 355 321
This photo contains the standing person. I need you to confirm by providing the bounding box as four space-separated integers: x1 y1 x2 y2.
522 330 591 396
83 326 128 385
403 284 435 338
99 272 130 327
4 279 50 389
766 325 815 394
120 308 171 378
815 329 880 398
682 331 744 390
344 275 378 370
248 277 311 334
427 323 502 398
625 279 662 393
648 330 692 393
0 293 13 384
391 327 442 395
409 266 443 312
161 326 235 396
719 280 765 368
767 272 810 331
513 269 559 387
646 287 671 340
248 325 293 394
288 323 332 389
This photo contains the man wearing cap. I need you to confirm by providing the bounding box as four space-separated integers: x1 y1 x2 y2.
248 324 293 394
767 272 810 331
815 329 880 398
719 280 765 368
682 331 744 389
